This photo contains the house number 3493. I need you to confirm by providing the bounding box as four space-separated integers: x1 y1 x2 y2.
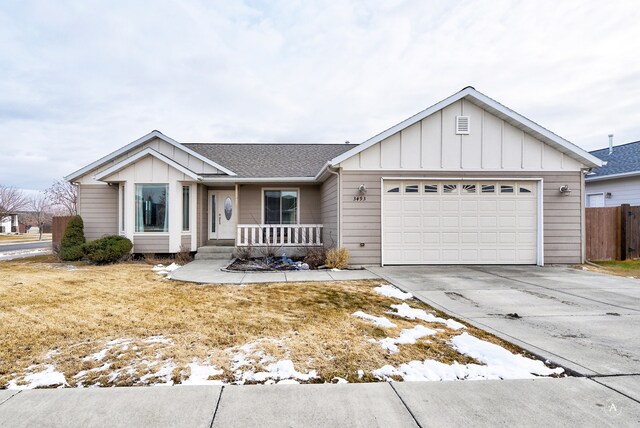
353 196 367 202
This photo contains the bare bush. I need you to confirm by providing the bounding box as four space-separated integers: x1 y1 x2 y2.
0 185 27 220
325 247 350 270
303 247 326 269
175 245 193 265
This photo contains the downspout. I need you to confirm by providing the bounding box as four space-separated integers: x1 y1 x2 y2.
326 165 341 248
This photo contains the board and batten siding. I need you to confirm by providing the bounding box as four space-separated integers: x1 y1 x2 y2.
238 184 322 225
585 176 640 207
339 99 584 172
340 171 583 266
320 174 339 248
77 184 118 241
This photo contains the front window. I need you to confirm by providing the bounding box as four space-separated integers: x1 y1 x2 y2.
264 190 298 224
182 186 190 231
135 184 168 232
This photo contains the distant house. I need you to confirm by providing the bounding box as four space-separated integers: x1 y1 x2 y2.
586 140 640 207
0 213 26 234
66 87 601 265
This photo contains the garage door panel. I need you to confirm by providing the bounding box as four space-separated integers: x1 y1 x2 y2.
383 180 538 265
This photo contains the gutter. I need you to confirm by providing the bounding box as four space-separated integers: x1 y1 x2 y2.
585 170 640 182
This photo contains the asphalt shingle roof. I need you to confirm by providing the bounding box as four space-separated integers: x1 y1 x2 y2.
183 143 356 178
589 141 640 178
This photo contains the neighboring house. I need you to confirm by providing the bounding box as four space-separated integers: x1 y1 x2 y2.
0 213 26 234
585 140 640 207
65 87 601 266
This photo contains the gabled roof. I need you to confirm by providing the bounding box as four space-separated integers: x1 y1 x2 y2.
183 143 354 178
94 148 201 181
328 87 602 169
65 130 236 182
586 140 640 182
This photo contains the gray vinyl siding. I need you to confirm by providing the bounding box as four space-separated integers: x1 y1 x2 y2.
134 235 170 253
320 174 338 248
585 176 640 207
77 184 118 241
341 170 583 266
238 184 322 224
181 234 192 249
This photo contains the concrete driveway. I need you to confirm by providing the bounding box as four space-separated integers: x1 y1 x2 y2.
368 265 640 396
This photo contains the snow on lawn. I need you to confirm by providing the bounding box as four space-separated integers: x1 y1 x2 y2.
373 284 413 300
373 332 564 382
152 263 181 279
389 303 466 330
7 365 68 389
241 360 318 384
378 325 437 353
352 311 396 328
182 362 224 386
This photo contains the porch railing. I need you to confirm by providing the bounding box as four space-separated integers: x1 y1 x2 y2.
236 224 323 246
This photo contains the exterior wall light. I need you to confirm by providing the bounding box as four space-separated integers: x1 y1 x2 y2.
358 184 367 195
559 185 572 195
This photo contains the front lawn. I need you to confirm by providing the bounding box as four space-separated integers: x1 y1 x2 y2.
1 256 563 388
584 260 640 278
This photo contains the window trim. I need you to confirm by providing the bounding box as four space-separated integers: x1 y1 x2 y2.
261 187 300 225
134 183 169 234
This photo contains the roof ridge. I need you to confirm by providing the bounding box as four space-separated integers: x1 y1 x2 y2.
590 140 640 153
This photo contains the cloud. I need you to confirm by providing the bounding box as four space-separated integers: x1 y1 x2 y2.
1 0 639 189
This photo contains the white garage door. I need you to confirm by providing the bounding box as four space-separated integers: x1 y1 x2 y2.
382 180 538 265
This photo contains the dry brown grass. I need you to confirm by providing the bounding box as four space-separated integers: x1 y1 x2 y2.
1 256 527 388
578 260 640 279
0 233 52 244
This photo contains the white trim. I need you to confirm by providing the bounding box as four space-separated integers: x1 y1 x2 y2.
380 176 544 266
260 187 301 225
65 130 236 181
585 170 640 182
202 176 318 183
94 148 202 181
329 87 602 169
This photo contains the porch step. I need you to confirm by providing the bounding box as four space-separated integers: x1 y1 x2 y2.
194 245 235 261
206 239 234 246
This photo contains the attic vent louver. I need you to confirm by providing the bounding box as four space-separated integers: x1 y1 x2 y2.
456 116 470 135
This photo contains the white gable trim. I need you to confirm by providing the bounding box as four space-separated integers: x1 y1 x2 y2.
66 130 236 182
94 148 202 181
329 87 602 168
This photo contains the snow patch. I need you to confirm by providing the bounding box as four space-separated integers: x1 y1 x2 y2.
374 285 413 300
389 303 466 330
242 360 317 383
373 333 564 382
378 325 437 353
182 363 224 385
7 365 68 389
152 263 181 278
352 311 396 328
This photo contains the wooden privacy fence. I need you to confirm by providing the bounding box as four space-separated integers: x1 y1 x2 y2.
52 216 74 246
586 204 640 261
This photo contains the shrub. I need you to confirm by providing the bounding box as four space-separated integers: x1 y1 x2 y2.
303 247 326 269
325 247 350 269
175 244 193 265
60 216 86 261
83 235 133 264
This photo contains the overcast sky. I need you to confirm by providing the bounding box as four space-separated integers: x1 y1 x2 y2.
2 0 640 190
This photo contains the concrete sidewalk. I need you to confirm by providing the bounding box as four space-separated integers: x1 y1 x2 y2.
170 259 379 284
1 378 638 427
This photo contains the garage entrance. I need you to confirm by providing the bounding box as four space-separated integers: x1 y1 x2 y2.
382 179 540 265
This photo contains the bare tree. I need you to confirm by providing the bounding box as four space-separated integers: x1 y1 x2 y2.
27 192 52 241
45 179 77 216
0 185 28 222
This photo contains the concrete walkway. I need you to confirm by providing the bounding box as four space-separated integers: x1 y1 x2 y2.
170 259 379 284
1 378 639 427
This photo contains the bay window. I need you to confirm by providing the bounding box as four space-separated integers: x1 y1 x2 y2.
135 184 168 232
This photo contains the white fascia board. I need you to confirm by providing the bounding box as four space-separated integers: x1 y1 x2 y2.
200 176 317 183
65 130 236 182
94 148 201 181
585 170 640 182
328 87 603 169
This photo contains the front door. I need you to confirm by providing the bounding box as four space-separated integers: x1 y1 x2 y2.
208 190 236 240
